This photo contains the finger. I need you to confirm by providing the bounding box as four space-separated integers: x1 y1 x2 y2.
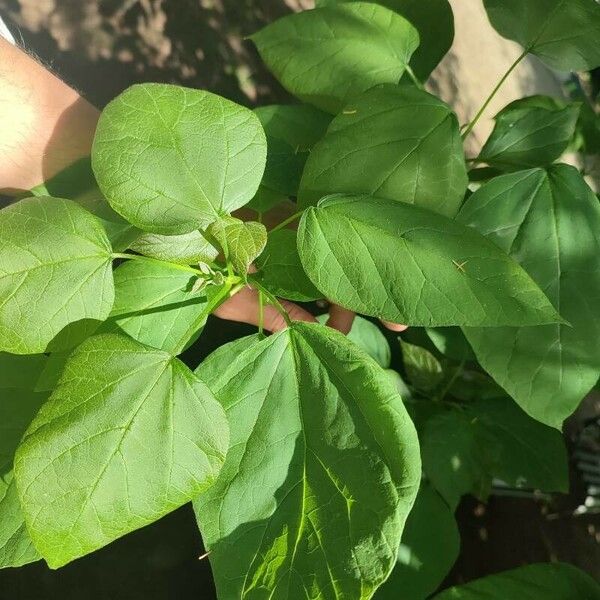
381 320 408 332
213 286 316 333
326 304 355 334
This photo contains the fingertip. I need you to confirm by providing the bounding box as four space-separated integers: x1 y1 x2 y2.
382 320 408 332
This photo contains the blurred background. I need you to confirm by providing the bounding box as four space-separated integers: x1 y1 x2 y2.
0 1 599 598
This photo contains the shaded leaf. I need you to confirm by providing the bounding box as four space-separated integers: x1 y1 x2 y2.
483 0 600 71
376 483 459 600
400 339 444 391
432 562 600 599
422 409 499 509
299 84 467 218
317 313 391 367
468 397 568 493
297 194 562 327
0 197 114 354
255 229 322 302
92 83 267 234
459 166 600 428
254 104 332 197
426 327 475 362
15 334 228 568
0 389 46 568
251 2 419 114
0 353 47 390
194 322 420 600
479 96 580 169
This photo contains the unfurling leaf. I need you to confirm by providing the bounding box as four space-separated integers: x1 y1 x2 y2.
92 83 267 234
194 322 420 600
459 165 600 428
0 197 114 355
299 85 467 218
15 334 229 568
297 194 563 327
251 2 419 113
207 216 267 277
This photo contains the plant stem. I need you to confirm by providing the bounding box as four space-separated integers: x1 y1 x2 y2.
258 290 265 335
461 50 528 141
249 277 292 327
437 360 466 403
269 210 304 234
112 252 206 276
405 65 424 90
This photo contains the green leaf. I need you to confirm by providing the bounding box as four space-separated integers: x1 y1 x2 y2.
317 313 391 367
30 158 140 252
14 333 229 568
316 0 454 80
130 231 218 265
255 229 322 302
250 2 419 114
422 409 499 509
376 483 459 600
468 398 568 493
0 197 114 355
194 322 421 599
207 216 267 277
254 104 332 197
432 563 600 600
478 96 580 169
298 84 467 218
297 194 563 327
426 327 475 362
92 83 267 235
400 339 444 391
0 389 46 568
458 166 600 428
107 260 220 354
0 353 47 390
482 0 600 71
247 186 287 214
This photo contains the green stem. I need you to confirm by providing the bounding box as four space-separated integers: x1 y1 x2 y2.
249 277 292 326
405 65 424 90
269 210 304 234
258 290 265 335
461 50 528 141
112 252 206 276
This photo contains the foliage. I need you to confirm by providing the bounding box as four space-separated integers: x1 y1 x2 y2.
2 0 600 598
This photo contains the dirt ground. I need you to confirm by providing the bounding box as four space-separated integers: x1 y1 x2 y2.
0 1 599 598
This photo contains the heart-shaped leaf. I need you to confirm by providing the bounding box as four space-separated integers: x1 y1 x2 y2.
15 333 229 568
297 194 562 327
0 197 114 354
194 322 420 600
92 83 267 235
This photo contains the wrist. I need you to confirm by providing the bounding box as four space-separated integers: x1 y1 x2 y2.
0 38 99 194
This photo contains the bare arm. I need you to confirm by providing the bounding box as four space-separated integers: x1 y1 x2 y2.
0 37 99 194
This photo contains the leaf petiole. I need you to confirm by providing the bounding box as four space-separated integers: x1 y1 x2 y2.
249 277 292 326
461 49 528 140
268 210 304 234
111 252 208 277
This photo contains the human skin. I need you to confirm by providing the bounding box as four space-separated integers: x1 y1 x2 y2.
0 37 406 333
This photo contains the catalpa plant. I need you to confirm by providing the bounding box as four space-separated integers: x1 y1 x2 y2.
2 1 600 598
